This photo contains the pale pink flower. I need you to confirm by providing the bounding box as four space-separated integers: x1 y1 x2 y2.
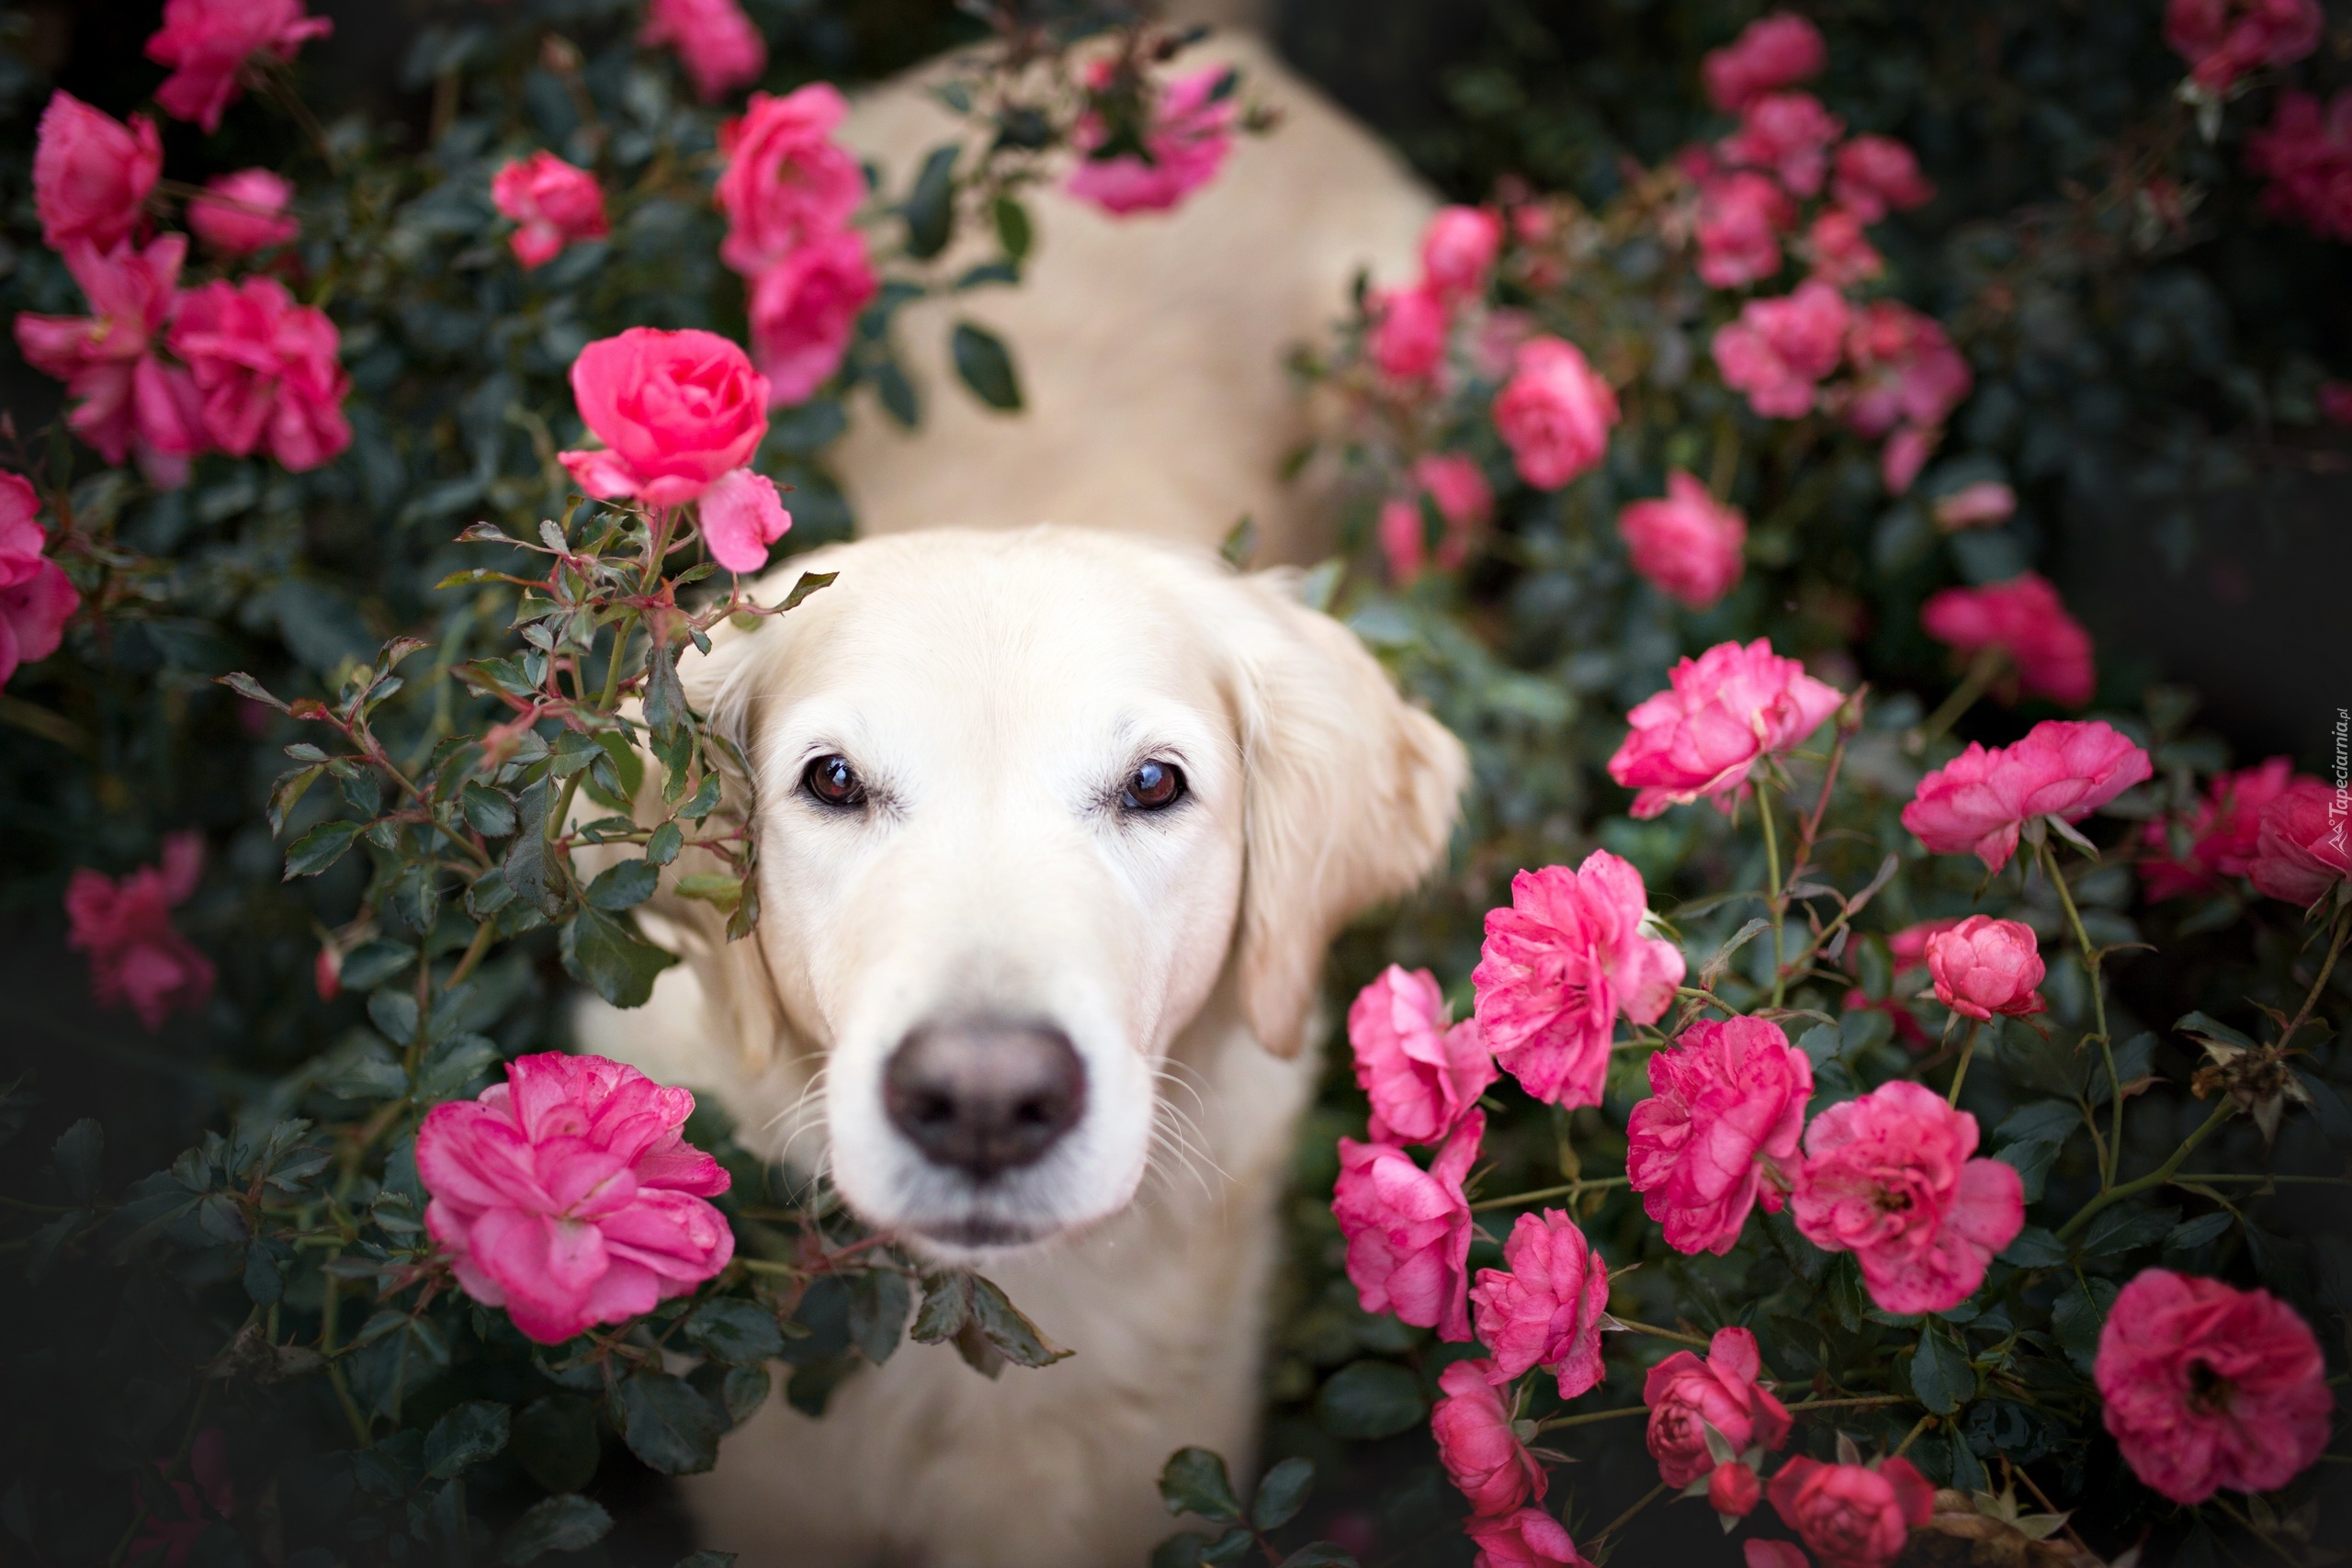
746 224 877 405
1642 1325 1792 1488
168 276 352 472
2140 759 2301 901
1626 1018 1812 1256
1717 92 1844 197
1471 851 1685 1107
1804 208 1883 288
1710 1461 1762 1517
1464 1507 1594 1568
1924 915 2045 1021
1831 136 1935 223
1369 284 1448 382
188 169 298 255
32 92 161 254
2246 90 2352 243
2248 778 2352 906
1768 1456 1934 1568
558 328 770 506
0 558 78 689
2096 1269 2332 1505
1066 63 1237 216
419 1053 734 1344
1605 637 1844 818
1702 14 1827 113
1617 470 1747 610
1348 965 1496 1145
491 153 607 270
639 0 767 103
1331 1111 1483 1340
13 237 207 488
1930 479 2015 530
697 468 791 574
1713 281 1850 418
1468 1209 1611 1396
145 0 333 133
1432 1358 1545 1517
1694 171 1795 289
713 85 863 276
64 833 214 1031
1789 1081 2024 1314
2165 0 2324 93
1919 571 2096 707
1423 206 1505 301
1494 337 1619 490
1900 719 2153 871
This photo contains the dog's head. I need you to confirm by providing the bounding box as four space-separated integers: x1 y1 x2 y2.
664 528 1464 1257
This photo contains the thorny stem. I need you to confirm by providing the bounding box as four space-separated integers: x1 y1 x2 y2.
2055 1100 2233 1244
1948 1019 1984 1106
2278 907 2351 1053
1893 1413 1934 1458
2039 838 2120 1188
1590 1482 1668 1547
1534 1404 1650 1433
442 917 499 995
1609 1317 1713 1349
1759 785 1788 1008
1468 1177 1628 1213
1787 1393 1910 1414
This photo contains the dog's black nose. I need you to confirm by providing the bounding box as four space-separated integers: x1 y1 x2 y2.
882 1020 1087 1179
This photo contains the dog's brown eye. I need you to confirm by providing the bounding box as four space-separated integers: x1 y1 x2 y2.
803 754 866 808
1121 760 1185 812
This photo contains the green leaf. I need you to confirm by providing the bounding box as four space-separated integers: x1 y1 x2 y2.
2174 1010 2256 1051
619 1370 724 1475
643 641 688 742
1159 1447 1243 1520
1151 1532 1213 1568
495 1495 612 1565
415 1033 500 1104
903 143 959 259
1314 1360 1425 1439
1910 1327 1971 1415
51 1119 101 1202
1202 1527 1257 1566
778 570 837 613
873 359 921 428
646 820 684 866
339 940 414 990
967 1273 1070 1368
1992 1100 2079 1145
561 908 680 1009
512 1395 600 1494
2079 1204 2180 1260
368 987 420 1045
950 321 1023 412
1998 1226 2067 1268
991 194 1033 260
1280 1548 1361 1568
462 782 518 837
685 1297 786 1364
1795 1022 1841 1067
267 763 323 835
673 872 744 912
1251 1456 1315 1531
2052 1275 2120 1377
424 1400 511 1479
503 781 570 918
848 1269 911 1364
2165 1212 2233 1251
688 1359 772 1429
584 860 660 910
1994 1139 2062 1203
910 1272 974 1344
284 819 365 878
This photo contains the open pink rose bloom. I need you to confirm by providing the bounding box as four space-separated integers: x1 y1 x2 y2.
1627 1017 1812 1256
1643 1325 1792 1489
1332 1111 1483 1340
1607 638 1843 818
1469 1208 1611 1396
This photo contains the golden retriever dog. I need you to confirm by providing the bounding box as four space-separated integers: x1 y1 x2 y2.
572 24 1453 1568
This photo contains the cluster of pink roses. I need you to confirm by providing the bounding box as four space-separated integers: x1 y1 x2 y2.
15 85 346 488
64 831 215 1031
2142 757 2352 908
0 472 78 691
2160 0 2352 243
1918 571 2097 708
2246 88 2352 243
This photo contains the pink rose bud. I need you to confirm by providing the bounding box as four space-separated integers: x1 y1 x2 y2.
170 276 352 472
1331 1111 1483 1340
1643 1326 1792 1489
1494 336 1619 490
1831 135 1936 222
64 832 214 1031
1901 718 2152 872
1627 1018 1812 1257
714 85 864 276
1709 1461 1762 1518
1702 13 1827 113
188 169 299 255
2165 0 2324 93
1767 1456 1934 1568
1066 63 1238 216
1472 850 1685 1108
558 328 771 506
2245 90 2352 244
32 91 162 254
1369 284 1449 383
2247 778 2352 906
746 225 876 405
1919 571 2095 708
1616 470 1747 611
1463 1507 1594 1568
1804 208 1883 288
1347 964 1496 1146
1929 479 2015 530
1693 171 1795 290
696 467 792 574
145 0 334 133
313 942 341 1001
1924 915 2047 1021
639 0 767 103
490 152 608 269
1712 281 1849 418
1421 205 1505 301
13 236 208 489
1469 1209 1611 1397
1716 91 1843 197
1605 637 1845 819
2096 1268 2332 1505
1430 1358 1546 1517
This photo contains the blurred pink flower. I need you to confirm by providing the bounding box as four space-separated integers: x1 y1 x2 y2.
1713 281 1849 418
1494 336 1619 489
1694 171 1795 289
1469 1208 1611 1396
1432 1358 1545 1517
170 275 352 472
491 153 607 270
0 558 77 689
1919 571 2096 707
14 236 207 488
0 472 44 589
145 0 333 133
1423 205 1505 301
1472 851 1684 1107
1924 915 2046 1021
32 92 160 254
1606 637 1844 818
2140 757 2300 900
1702 14 1827 114
697 468 792 573
1831 136 1935 223
2319 380 2352 426
1627 1017 1812 1256
1348 964 1496 1145
1643 1325 1791 1488
65 833 214 1031
1369 283 1449 382
558 328 770 506
128 1427 235 1568
1879 423 1936 495
2245 89 2352 243
1383 454 1494 583
1066 64 1237 216
640 0 767 103
189 169 299 255
1747 1543 1811 1568
714 85 863 276
1768 1456 1934 1568
1901 719 2152 871
1839 301 1971 439
2096 1268 2332 1505
1718 92 1843 197
1804 209 1883 288
1331 1111 1483 1340
1790 1081 2023 1314
1617 470 1747 610
747 224 876 405
1930 479 2015 530
418 1052 735 1343
1464 1507 1594 1568
2165 0 2323 93
2248 778 2352 906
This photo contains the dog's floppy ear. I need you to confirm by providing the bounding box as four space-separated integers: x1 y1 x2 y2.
1224 577 1467 1057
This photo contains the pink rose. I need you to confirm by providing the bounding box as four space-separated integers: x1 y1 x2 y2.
1464 1507 1593 1568
639 0 767 104
2248 778 2352 906
1919 571 2096 707
1702 14 1827 113
13 237 207 488
1642 1325 1792 1488
2095 1268 2332 1505
713 85 864 276
2140 758 2301 900
1718 92 1844 197
1694 171 1795 290
144 0 333 134
1746 1543 1810 1568
1468 1209 1611 1397
1832 136 1934 224
1930 479 2015 530
1418 453 1495 534
1348 965 1496 1146
1767 1456 1934 1568
1713 282 1850 419
746 224 877 405
1900 718 2153 871
0 557 78 689
1432 1358 1545 1517
64 833 214 1032
558 328 770 506
1605 637 1844 819
1369 284 1449 383
1837 303 1971 482
188 169 299 255
1423 206 1505 301
1331 1111 1483 1340
0 472 44 590
697 468 792 574
1377 498 1428 587
1804 209 1883 288
1617 470 1747 610
1066 63 1238 216
418 1053 735 1344
169 276 352 472
1494 337 1619 490
1709 1461 1762 1517
2165 0 2324 93
1472 850 1685 1107
1924 915 2045 1021
1879 424 1935 496
1382 454 1495 583
2245 90 2352 243
490 153 608 270
32 92 161 254
1626 1018 1813 1257
1789 1081 2024 1314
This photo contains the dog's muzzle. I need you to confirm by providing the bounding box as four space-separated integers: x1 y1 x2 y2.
881 1017 1088 1181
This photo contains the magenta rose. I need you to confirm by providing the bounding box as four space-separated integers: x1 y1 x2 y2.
145 0 333 134
418 1053 735 1344
1617 470 1747 611
1066 63 1238 215
1900 718 2153 871
0 556 78 691
1919 571 2095 707
0 473 44 590
1693 171 1795 290
1422 206 1505 301
1789 1080 2023 1314
64 833 214 1032
1717 91 1843 196
1471 850 1685 1107
169 276 353 473
1431 1358 1545 1517
1804 209 1883 288
1745 1542 1809 1568
188 169 300 256
1713 281 1849 418
1469 1209 1611 1396
1347 964 1496 1146
746 224 877 405
1464 1507 1593 1568
14 236 207 488
1494 337 1619 490
1606 637 1845 819
2165 0 2323 93
1642 1325 1791 1488
1767 1455 1934 1568
1331 1111 1483 1340
1924 915 2046 1021
640 0 768 103
2247 778 2352 907
697 468 792 574
1832 135 1935 222
714 85 864 276
2247 90 2352 243
2095 1268 2332 1505
1370 284 1449 383
558 328 770 507
1627 1017 1812 1257
491 153 608 270
2140 758 2300 900
1836 300 1971 470
1702 13 1826 113
1709 1461 1762 1517
1385 453 1495 582
32 92 161 254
